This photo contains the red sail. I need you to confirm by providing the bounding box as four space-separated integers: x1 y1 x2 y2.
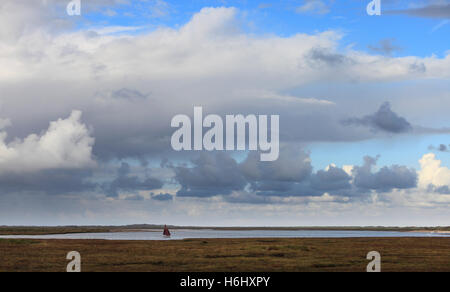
163 225 171 236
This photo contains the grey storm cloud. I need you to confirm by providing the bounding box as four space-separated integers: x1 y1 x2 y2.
171 146 419 199
0 169 97 195
353 156 418 192
310 166 352 192
102 162 164 197
386 3 450 19
250 166 352 198
173 148 355 199
239 147 349 197
175 153 248 198
240 147 312 182
342 102 413 134
307 48 351 66
240 147 315 197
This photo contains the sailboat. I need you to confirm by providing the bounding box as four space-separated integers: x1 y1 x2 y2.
163 225 171 238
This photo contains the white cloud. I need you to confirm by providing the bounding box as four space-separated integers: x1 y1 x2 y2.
418 153 450 188
0 5 448 164
2 6 449 87
0 110 95 173
342 165 354 177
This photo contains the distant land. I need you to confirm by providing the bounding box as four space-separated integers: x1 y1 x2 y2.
0 225 449 236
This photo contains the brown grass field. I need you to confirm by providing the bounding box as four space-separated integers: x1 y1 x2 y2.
0 237 449 272
1 225 449 235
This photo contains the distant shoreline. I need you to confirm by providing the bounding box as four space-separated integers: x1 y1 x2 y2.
1 225 450 236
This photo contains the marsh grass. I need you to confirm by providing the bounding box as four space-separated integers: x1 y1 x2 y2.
0 237 448 272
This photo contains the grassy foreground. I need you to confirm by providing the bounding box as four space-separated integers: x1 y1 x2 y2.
0 237 448 272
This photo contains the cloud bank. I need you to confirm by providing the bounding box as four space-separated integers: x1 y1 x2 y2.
0 2 449 225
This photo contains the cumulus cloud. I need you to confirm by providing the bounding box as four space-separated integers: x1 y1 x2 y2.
239 148 349 198
0 5 448 164
240 147 317 197
0 0 71 41
240 147 312 183
102 162 164 197
310 164 352 192
175 153 247 198
173 148 408 199
419 153 450 189
0 110 95 173
3 5 450 83
342 102 413 133
353 156 418 192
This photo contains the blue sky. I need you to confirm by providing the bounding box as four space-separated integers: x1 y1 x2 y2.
309 134 450 170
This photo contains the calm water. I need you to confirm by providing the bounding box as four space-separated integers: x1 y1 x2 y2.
1 230 449 240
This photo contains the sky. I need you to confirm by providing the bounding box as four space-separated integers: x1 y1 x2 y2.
0 0 449 226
